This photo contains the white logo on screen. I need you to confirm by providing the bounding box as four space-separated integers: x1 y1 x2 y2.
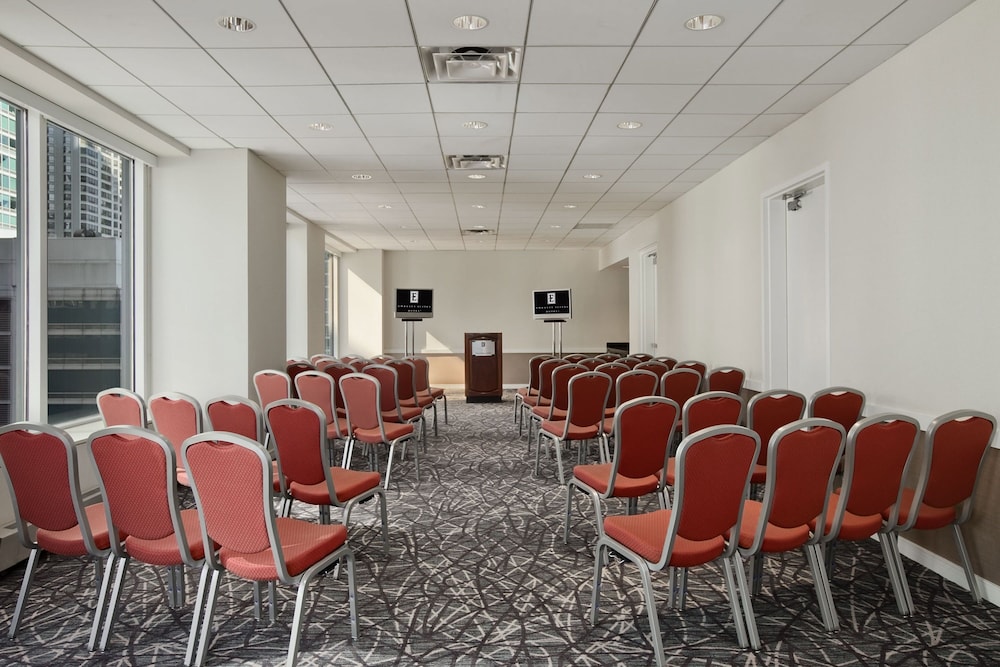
410 291 419 303
547 292 556 305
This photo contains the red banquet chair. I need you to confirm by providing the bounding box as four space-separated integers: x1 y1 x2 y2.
886 409 997 614
340 372 418 489
807 386 865 434
706 366 746 395
590 425 760 665
746 389 807 492
96 387 147 427
86 426 209 659
406 355 449 434
564 396 679 544
0 422 114 649
535 371 612 485
148 391 202 486
182 431 358 667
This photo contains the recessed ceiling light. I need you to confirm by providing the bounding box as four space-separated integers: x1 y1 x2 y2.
217 16 256 32
471 204 486 209
550 225 562 229
463 120 489 130
351 173 372 181
453 15 489 30
563 204 577 209
467 174 487 180
617 120 643 130
377 204 393 209
472 225 487 229
583 173 602 180
308 122 333 132
684 14 724 31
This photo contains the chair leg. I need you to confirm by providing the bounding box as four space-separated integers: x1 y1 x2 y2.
883 532 915 615
185 564 211 667
441 395 448 424
724 555 754 650
194 568 221 667
637 561 667 667
590 541 607 625
88 553 116 651
952 523 982 604
431 402 439 437
96 555 128 651
9 547 40 639
805 544 839 632
876 535 910 615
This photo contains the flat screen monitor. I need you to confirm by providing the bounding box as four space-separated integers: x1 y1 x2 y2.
532 288 572 321
395 288 433 319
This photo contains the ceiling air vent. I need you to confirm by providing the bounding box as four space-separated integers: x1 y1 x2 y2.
420 46 521 82
462 228 495 236
574 223 614 230
446 154 506 170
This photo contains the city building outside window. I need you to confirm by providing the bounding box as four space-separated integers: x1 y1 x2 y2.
0 100 23 425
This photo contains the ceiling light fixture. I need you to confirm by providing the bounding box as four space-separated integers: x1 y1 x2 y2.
563 204 577 209
472 204 486 209
351 173 372 181
617 120 643 130
463 120 488 130
217 16 256 32
467 174 487 180
307 122 333 132
453 15 489 30
550 225 562 229
377 204 393 209
684 14 724 31
583 173 602 180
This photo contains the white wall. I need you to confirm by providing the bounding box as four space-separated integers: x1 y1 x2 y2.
382 250 629 354
285 220 326 359
610 0 1000 425
152 148 286 401
341 249 385 358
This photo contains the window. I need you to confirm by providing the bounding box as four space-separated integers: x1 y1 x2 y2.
0 100 22 425
324 251 338 356
46 123 133 423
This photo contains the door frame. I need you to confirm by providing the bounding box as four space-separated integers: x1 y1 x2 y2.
761 164 830 390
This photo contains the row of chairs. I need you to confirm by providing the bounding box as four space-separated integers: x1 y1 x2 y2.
0 419 365 666
562 393 996 664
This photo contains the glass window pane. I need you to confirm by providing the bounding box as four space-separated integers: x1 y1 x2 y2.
46 122 132 424
0 99 22 426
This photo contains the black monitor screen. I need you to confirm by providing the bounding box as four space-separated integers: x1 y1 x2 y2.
395 288 433 319
532 289 572 320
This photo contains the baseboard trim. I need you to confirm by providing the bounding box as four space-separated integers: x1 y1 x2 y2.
896 536 1000 606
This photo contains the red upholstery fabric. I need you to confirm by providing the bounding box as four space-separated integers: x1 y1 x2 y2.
685 395 742 435
149 395 199 458
341 375 381 431
290 468 381 504
207 400 260 441
254 371 291 410
766 426 842 529
91 432 174 540
296 373 338 424
749 393 806 467
660 369 701 409
708 368 745 394
920 417 994 509
738 500 810 552
615 400 677 480
810 390 864 434
815 491 883 541
572 463 658 497
267 403 327 486
352 422 413 444
842 419 917 517
674 432 756 543
98 392 144 427
36 502 112 555
604 510 725 567
220 519 347 580
124 509 206 565
0 430 78 531
891 488 956 529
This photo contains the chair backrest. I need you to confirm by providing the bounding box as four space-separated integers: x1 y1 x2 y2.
548 363 586 414
660 368 702 407
203 395 264 444
285 361 315 397
675 360 707 377
563 353 589 363
253 370 292 410
310 354 336 365
87 426 194 562
634 360 670 382
363 364 402 417
608 396 680 483
405 355 432 393
561 372 612 431
0 422 101 554
619 357 641 369
906 409 997 526
264 399 329 488
659 425 759 568
746 389 807 466
595 363 630 408
294 370 337 424
578 358 602 371
536 358 565 401
347 358 368 372
682 391 745 437
321 361 354 409
630 353 653 363
182 432 293 582
707 366 746 395
148 392 202 460
744 418 845 552
654 356 678 370
339 372 386 434
595 353 621 363
96 387 147 427
386 359 418 403
615 369 660 406
824 413 919 538
807 386 865 434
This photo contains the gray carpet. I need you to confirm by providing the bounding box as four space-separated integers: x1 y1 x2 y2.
0 392 998 665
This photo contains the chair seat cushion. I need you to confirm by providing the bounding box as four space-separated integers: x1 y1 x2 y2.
541 420 599 440
738 500 810 552
290 468 381 504
604 510 724 567
220 518 347 579
36 502 113 556
353 422 414 444
888 488 956 529
573 463 658 498
749 463 767 485
125 508 207 565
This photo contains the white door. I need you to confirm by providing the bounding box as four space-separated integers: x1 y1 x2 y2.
784 184 829 397
640 248 657 355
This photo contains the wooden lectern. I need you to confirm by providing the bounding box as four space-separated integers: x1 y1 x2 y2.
464 332 502 402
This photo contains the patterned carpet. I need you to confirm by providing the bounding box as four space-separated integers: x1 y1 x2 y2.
0 392 998 666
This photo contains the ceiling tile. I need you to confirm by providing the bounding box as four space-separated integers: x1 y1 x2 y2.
436 113 513 136
354 114 437 137
315 47 424 85
509 136 581 155
617 47 736 84
804 45 905 84
576 135 654 155
94 86 183 115
734 114 802 137
527 0 655 46
600 85 700 114
710 46 842 85
275 115 363 138
246 86 350 115
408 0 530 46
766 84 845 113
512 113 595 136
30 0 195 47
683 84 793 114
193 115 288 139
28 47 142 85
338 84 432 114
661 114 755 136
521 47 630 84
645 136 726 155
209 48 329 86
155 86 264 115
516 84 609 113
746 1 902 46
139 115 215 137
1 0 87 46
157 0 308 47
428 83 517 113
857 0 974 45
711 136 768 155
638 0 783 47
101 48 234 86
438 136 509 156
283 0 416 47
